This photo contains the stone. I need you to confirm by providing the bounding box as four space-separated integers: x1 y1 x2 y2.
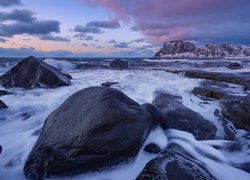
24 86 153 179
0 56 71 88
144 143 161 154
109 59 128 69
101 81 118 87
137 149 215 180
220 94 250 131
227 62 243 69
0 100 8 109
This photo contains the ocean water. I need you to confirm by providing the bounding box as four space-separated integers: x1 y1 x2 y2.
0 58 249 179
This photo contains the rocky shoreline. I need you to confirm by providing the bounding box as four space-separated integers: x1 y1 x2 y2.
0 56 249 179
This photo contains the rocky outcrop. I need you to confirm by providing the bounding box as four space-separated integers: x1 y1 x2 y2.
220 94 250 131
192 85 227 100
184 70 250 90
0 100 8 109
155 40 250 58
0 90 10 96
101 81 118 87
0 56 71 88
109 59 128 69
153 91 216 140
137 148 215 179
24 87 154 179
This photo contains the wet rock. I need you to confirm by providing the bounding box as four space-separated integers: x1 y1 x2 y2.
220 94 250 131
227 62 243 69
141 103 163 127
0 100 8 109
0 90 10 96
101 81 118 87
0 145 2 154
109 59 128 69
184 70 250 90
192 86 226 99
144 143 161 154
0 56 71 88
153 91 216 140
137 149 215 180
24 86 153 179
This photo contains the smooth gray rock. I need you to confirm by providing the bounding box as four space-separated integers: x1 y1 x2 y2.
24 86 153 179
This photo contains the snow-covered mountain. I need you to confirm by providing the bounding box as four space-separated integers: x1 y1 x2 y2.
155 40 250 58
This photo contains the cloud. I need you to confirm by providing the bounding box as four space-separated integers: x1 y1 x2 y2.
108 40 117 43
0 20 60 37
39 35 70 42
84 35 94 41
81 0 250 45
82 43 88 46
86 19 120 29
0 37 6 42
74 25 102 34
0 9 36 23
129 38 145 44
113 42 129 48
0 0 21 7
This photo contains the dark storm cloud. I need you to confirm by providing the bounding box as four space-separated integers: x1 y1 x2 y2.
39 35 70 42
0 0 21 7
86 19 120 29
113 42 129 48
0 9 36 23
74 25 102 34
0 20 60 37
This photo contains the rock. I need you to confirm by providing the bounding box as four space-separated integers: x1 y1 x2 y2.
227 62 243 69
24 86 153 179
137 149 215 180
220 94 250 131
101 81 118 87
144 143 161 154
192 86 226 99
0 145 2 154
155 40 250 58
0 100 8 109
109 59 128 69
141 103 163 127
153 91 216 140
0 90 10 96
0 56 71 88
184 70 250 90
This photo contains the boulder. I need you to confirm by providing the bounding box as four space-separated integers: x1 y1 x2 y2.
220 94 250 131
137 149 214 179
227 62 243 70
144 143 161 154
109 59 128 69
153 92 216 140
0 56 71 88
192 86 226 100
101 81 118 87
0 100 8 109
0 90 10 96
141 103 163 127
0 145 2 155
24 86 153 179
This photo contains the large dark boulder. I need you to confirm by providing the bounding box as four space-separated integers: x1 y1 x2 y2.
0 99 8 109
153 91 216 140
192 86 226 100
137 149 215 179
0 56 71 88
24 86 153 179
220 94 250 131
109 59 128 69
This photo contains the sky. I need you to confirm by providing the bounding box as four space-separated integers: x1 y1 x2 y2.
0 0 250 57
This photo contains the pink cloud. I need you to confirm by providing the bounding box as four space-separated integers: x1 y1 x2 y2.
81 0 250 45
